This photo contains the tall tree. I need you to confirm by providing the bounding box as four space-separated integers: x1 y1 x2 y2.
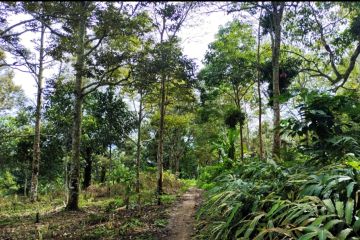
268 2 285 160
43 2 151 210
198 20 256 161
257 7 264 160
149 2 196 205
0 2 54 201
30 19 45 202
125 45 158 207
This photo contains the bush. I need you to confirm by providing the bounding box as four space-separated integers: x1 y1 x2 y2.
0 171 19 196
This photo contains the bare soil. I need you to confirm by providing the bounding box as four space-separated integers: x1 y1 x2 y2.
163 187 203 240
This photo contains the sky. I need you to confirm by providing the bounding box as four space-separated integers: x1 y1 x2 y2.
7 8 235 102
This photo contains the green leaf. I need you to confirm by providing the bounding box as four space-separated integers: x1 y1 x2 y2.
323 199 335 213
337 228 352 240
347 182 356 198
225 203 241 227
312 215 335 227
324 219 343 230
318 229 328 240
353 219 360 232
244 213 266 239
298 232 319 240
254 228 292 240
345 199 354 225
335 201 344 218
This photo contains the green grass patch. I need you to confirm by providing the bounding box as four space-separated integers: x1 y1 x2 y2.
180 178 197 192
154 218 168 228
160 194 176 204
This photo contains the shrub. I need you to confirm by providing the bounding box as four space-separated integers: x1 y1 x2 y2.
0 171 19 196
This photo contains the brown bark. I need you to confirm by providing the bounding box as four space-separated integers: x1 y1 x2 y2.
271 2 284 160
30 20 45 202
66 2 87 211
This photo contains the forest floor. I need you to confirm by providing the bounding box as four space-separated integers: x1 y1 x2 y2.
162 187 203 240
0 187 203 240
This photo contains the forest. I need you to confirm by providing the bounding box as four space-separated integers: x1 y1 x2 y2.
1 1 360 240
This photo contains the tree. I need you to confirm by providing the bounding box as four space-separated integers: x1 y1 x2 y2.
267 2 286 160
0 62 24 113
41 2 151 210
199 20 255 161
148 2 197 205
85 87 135 187
0 2 51 201
256 7 264 160
123 43 158 207
284 2 360 92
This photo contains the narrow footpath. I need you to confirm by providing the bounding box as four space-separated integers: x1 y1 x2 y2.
163 187 203 240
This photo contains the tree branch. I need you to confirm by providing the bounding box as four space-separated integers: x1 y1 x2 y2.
0 19 35 37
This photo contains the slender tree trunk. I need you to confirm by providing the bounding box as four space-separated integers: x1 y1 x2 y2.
157 72 165 205
83 148 92 189
228 142 235 160
235 96 243 162
271 3 284 160
156 24 166 205
109 145 112 172
30 20 45 202
108 144 112 195
66 3 86 210
240 125 244 161
24 170 28 197
244 105 250 151
64 156 69 203
175 147 180 178
136 91 143 207
257 8 263 160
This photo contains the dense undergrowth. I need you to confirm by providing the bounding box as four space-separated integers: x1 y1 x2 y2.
196 158 360 240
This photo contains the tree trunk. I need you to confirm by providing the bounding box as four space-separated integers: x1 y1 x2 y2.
30 20 45 202
83 147 92 189
157 72 165 205
244 105 250 152
64 157 69 204
136 91 143 207
175 153 180 179
257 7 263 160
157 24 166 206
240 125 244 161
66 3 86 211
24 170 28 197
271 3 284 160
228 142 235 160
100 166 106 183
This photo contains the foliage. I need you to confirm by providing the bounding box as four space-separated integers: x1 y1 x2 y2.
224 108 245 129
260 57 302 106
282 91 360 162
197 159 360 240
0 171 19 196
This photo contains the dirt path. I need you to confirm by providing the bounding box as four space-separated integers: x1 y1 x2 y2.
163 187 203 240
